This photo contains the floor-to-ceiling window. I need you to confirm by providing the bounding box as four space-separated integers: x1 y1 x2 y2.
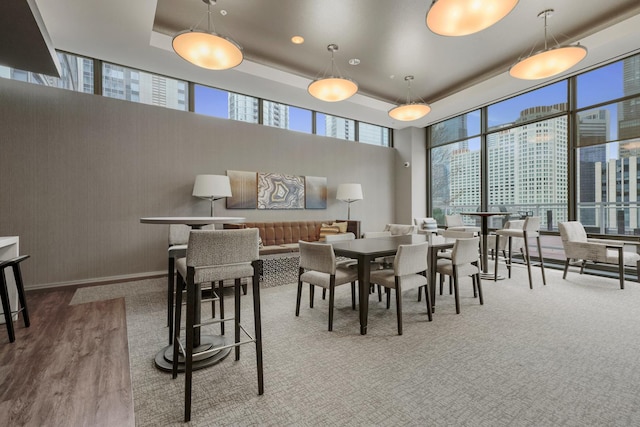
430 110 481 226
428 52 640 261
486 81 569 232
576 58 640 235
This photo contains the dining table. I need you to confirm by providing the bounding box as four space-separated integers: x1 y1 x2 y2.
331 234 453 334
460 211 511 280
140 216 246 372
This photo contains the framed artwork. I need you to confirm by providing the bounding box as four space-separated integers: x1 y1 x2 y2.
305 176 327 209
226 170 258 209
257 172 304 209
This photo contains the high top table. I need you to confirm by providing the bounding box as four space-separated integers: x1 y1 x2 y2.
140 216 245 372
332 234 453 334
460 212 511 280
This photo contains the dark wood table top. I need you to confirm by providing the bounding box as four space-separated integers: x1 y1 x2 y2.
332 234 451 257
332 234 424 256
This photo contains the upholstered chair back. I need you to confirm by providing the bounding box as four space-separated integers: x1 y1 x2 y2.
394 242 429 277
299 241 336 275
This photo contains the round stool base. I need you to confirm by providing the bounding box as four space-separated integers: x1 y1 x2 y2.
154 334 232 372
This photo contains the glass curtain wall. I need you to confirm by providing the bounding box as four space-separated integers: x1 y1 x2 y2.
429 52 640 250
430 111 481 226
486 81 569 232
576 57 640 235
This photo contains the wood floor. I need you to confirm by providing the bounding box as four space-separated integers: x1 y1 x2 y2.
0 288 135 427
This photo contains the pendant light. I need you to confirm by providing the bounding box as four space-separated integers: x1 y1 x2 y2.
509 9 587 80
388 76 431 122
308 44 358 102
172 0 243 71
426 0 519 36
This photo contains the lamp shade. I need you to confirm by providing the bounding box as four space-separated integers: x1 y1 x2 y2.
308 44 358 102
426 0 519 36
336 183 363 202
509 45 587 80
388 103 431 121
172 30 243 71
192 175 232 199
308 77 358 102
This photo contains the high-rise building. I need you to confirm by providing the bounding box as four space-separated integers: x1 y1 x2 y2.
102 63 186 110
618 55 640 158
479 105 568 223
577 109 609 225
595 156 639 233
325 115 354 140
229 95 290 128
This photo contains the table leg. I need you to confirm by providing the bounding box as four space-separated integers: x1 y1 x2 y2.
358 255 370 335
428 246 437 313
479 215 505 280
481 216 489 274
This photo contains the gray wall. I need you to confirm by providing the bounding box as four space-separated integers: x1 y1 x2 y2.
0 78 402 288
394 127 427 224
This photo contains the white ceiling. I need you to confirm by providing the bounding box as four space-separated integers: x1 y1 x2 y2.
30 0 640 129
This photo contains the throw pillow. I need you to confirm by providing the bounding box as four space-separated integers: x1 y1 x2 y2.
319 225 341 241
424 218 437 231
332 221 348 233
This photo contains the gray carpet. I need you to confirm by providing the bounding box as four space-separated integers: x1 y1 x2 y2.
71 262 640 426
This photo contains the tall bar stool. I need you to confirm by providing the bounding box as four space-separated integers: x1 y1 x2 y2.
168 224 222 345
0 255 31 343
172 229 263 422
494 216 546 288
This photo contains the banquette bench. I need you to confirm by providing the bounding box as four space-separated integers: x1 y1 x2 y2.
224 220 360 256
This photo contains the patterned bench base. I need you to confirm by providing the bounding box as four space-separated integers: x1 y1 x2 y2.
261 256 300 288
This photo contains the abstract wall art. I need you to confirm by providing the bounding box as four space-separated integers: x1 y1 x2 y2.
226 170 258 209
304 176 327 209
257 172 305 209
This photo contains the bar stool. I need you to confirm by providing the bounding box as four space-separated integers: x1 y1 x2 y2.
0 255 31 343
172 229 263 422
494 216 546 288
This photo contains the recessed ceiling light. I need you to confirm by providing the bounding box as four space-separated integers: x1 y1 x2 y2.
348 58 360 65
291 36 304 44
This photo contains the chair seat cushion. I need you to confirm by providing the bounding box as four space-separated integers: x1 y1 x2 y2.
436 259 479 277
496 229 539 238
370 270 427 290
605 249 640 266
176 257 254 283
300 266 357 288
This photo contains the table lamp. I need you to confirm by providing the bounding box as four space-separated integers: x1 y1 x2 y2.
192 174 232 216
336 183 363 220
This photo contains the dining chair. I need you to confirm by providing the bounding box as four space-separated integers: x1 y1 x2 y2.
436 230 475 295
0 255 31 343
172 229 263 422
486 220 525 278
444 214 481 234
435 237 482 314
369 241 432 335
361 231 392 300
493 216 546 289
414 217 439 234
296 241 358 331
559 221 640 289
322 232 357 296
